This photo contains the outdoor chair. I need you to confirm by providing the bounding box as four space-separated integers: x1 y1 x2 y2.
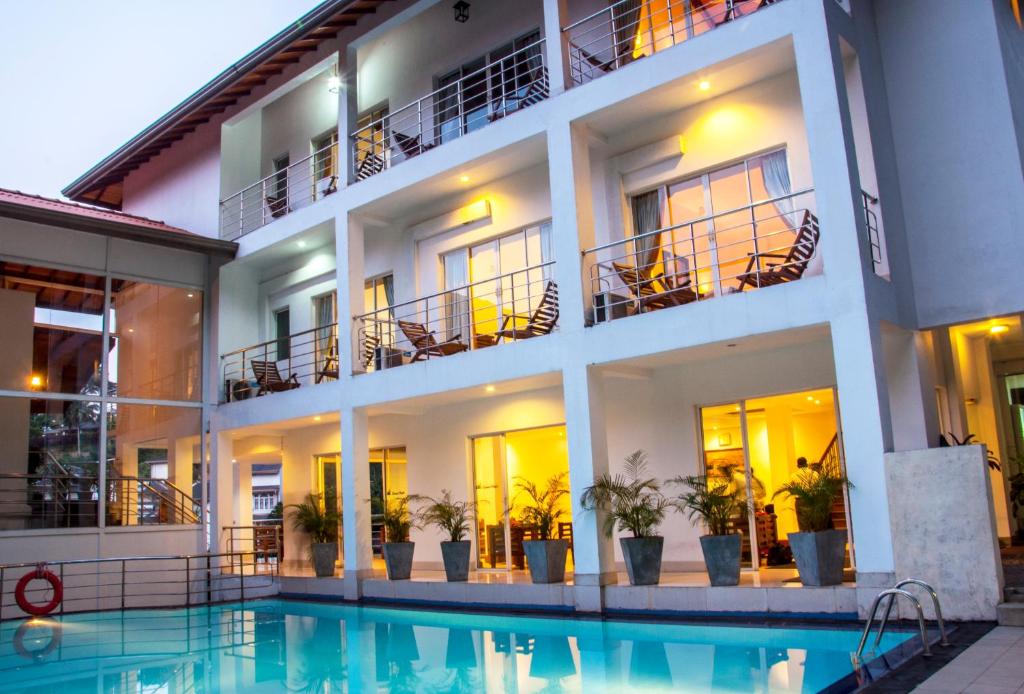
356 153 384 181
494 280 559 341
398 319 469 362
393 131 435 160
642 252 701 309
735 210 820 291
250 360 300 395
315 339 339 383
265 194 289 219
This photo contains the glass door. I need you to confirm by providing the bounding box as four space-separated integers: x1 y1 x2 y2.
369 447 408 554
473 435 509 569
315 453 341 559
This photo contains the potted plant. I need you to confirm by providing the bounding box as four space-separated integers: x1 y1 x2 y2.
381 495 415 580
670 474 746 586
580 450 670 585
414 490 474 582
514 472 571 584
286 492 339 578
773 460 852 586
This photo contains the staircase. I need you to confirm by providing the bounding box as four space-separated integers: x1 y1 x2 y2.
998 586 1024 625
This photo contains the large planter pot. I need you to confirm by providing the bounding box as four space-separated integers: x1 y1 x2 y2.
382 541 415 580
620 536 664 586
699 534 742 586
788 530 846 586
311 542 337 578
523 539 569 584
440 540 471 582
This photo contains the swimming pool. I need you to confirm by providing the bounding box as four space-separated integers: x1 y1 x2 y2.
0 599 916 693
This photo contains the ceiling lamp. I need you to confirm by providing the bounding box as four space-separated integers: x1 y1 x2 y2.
453 0 470 23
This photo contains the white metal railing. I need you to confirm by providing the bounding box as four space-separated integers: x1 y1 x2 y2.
563 0 780 86
220 322 338 403
355 262 557 370
219 142 339 240
584 189 818 324
351 39 548 180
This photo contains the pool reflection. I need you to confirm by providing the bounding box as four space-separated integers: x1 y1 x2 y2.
0 600 911 693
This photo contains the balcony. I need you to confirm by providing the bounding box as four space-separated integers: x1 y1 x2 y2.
221 323 338 403
351 38 549 181
355 262 557 371
584 189 819 323
219 141 339 241
563 0 780 86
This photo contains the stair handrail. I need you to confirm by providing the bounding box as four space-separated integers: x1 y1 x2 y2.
855 588 931 662
876 578 949 651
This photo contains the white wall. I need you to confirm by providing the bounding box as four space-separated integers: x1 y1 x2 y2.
221 110 263 199
260 70 339 181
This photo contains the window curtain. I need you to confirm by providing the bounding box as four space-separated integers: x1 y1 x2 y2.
442 251 471 343
315 293 336 377
611 0 643 65
630 190 663 271
757 150 798 228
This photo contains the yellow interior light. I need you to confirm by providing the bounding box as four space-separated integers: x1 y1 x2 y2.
485 385 496 393
29 374 43 389
990 324 1010 335
698 80 711 91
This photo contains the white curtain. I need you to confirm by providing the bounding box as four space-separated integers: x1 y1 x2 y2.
442 250 471 342
631 190 663 270
314 292 336 375
757 150 798 229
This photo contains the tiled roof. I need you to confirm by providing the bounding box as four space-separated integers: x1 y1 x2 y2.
0 187 197 236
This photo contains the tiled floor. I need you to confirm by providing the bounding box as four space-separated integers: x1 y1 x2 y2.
914 627 1024 693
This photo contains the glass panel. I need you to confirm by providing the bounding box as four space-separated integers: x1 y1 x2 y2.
106 403 201 526
109 281 203 401
666 177 710 294
700 403 752 565
315 453 341 558
0 397 100 529
369 453 385 552
745 388 846 570
355 108 388 172
506 425 572 572
442 249 471 344
747 152 798 270
691 0 730 36
473 436 506 569
385 447 408 500
708 163 755 292
0 262 106 395
435 71 463 144
461 58 489 134
469 240 501 343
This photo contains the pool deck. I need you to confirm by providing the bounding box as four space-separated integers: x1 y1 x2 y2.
911 626 1024 693
273 562 862 619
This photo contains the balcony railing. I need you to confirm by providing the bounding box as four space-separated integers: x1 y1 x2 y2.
107 476 200 526
221 322 338 403
219 142 339 240
351 38 549 181
563 0 780 86
355 262 557 370
584 189 819 323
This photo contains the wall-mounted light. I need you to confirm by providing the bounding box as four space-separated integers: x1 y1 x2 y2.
453 0 470 23
327 66 341 94
698 80 711 92
29 374 43 391
990 324 1010 335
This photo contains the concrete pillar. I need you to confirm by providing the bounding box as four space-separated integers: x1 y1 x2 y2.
881 324 939 452
338 46 359 186
562 362 617 611
210 430 234 554
547 121 596 332
233 461 253 528
542 0 572 95
335 213 365 375
794 2 895 576
341 407 373 597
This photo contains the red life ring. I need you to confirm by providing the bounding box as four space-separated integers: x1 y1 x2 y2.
15 564 63 616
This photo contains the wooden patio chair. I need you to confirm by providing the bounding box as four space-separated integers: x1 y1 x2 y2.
315 339 339 383
361 333 380 370
398 320 469 362
558 521 574 562
250 360 300 396
265 194 289 219
356 152 384 181
392 131 435 160
493 281 559 341
735 210 820 291
642 252 701 309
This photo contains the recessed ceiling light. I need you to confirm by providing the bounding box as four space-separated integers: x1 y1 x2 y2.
127 328 134 333
485 385 496 393
698 80 711 91
297 240 307 249
187 293 194 298
314 415 322 422
459 175 470 183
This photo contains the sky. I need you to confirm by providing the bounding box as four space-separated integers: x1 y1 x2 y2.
0 0 323 200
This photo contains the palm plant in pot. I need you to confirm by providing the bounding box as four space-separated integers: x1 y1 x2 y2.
580 450 670 585
414 490 474 582
514 472 570 584
381 494 415 580
773 460 852 586
670 474 747 586
287 492 339 578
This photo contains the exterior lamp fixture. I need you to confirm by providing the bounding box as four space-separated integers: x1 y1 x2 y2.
327 66 341 94
698 80 711 91
29 374 43 390
990 324 1010 335
453 0 470 23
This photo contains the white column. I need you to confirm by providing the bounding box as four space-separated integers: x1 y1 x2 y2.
562 362 617 611
882 325 939 451
336 213 365 375
542 0 572 95
233 462 253 528
341 407 373 597
337 46 359 186
794 1 895 576
547 120 595 332
209 430 234 554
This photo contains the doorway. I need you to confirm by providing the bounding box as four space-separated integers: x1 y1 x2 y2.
369 446 408 555
471 425 572 571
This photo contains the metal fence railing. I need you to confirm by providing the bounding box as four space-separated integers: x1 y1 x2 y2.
351 39 548 180
584 189 819 324
563 0 781 86
219 142 339 240
225 523 283 563
107 476 200 526
220 322 338 403
354 262 558 371
0 551 277 622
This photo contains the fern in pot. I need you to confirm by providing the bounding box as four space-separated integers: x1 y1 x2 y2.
773 460 852 586
287 492 339 577
514 472 571 584
670 474 746 586
580 450 670 585
381 495 416 580
414 490 474 582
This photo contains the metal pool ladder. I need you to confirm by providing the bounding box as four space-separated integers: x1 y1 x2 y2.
854 578 950 663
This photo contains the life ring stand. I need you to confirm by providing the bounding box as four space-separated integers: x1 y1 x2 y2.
13 619 61 660
14 563 63 617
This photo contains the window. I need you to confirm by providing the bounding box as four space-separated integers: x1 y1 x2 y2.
313 292 337 380
311 131 338 187
369 446 407 554
628 149 802 297
274 308 291 361
272 155 289 200
354 106 388 180
434 30 543 144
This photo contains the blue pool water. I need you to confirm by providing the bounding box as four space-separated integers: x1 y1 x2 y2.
0 599 914 693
